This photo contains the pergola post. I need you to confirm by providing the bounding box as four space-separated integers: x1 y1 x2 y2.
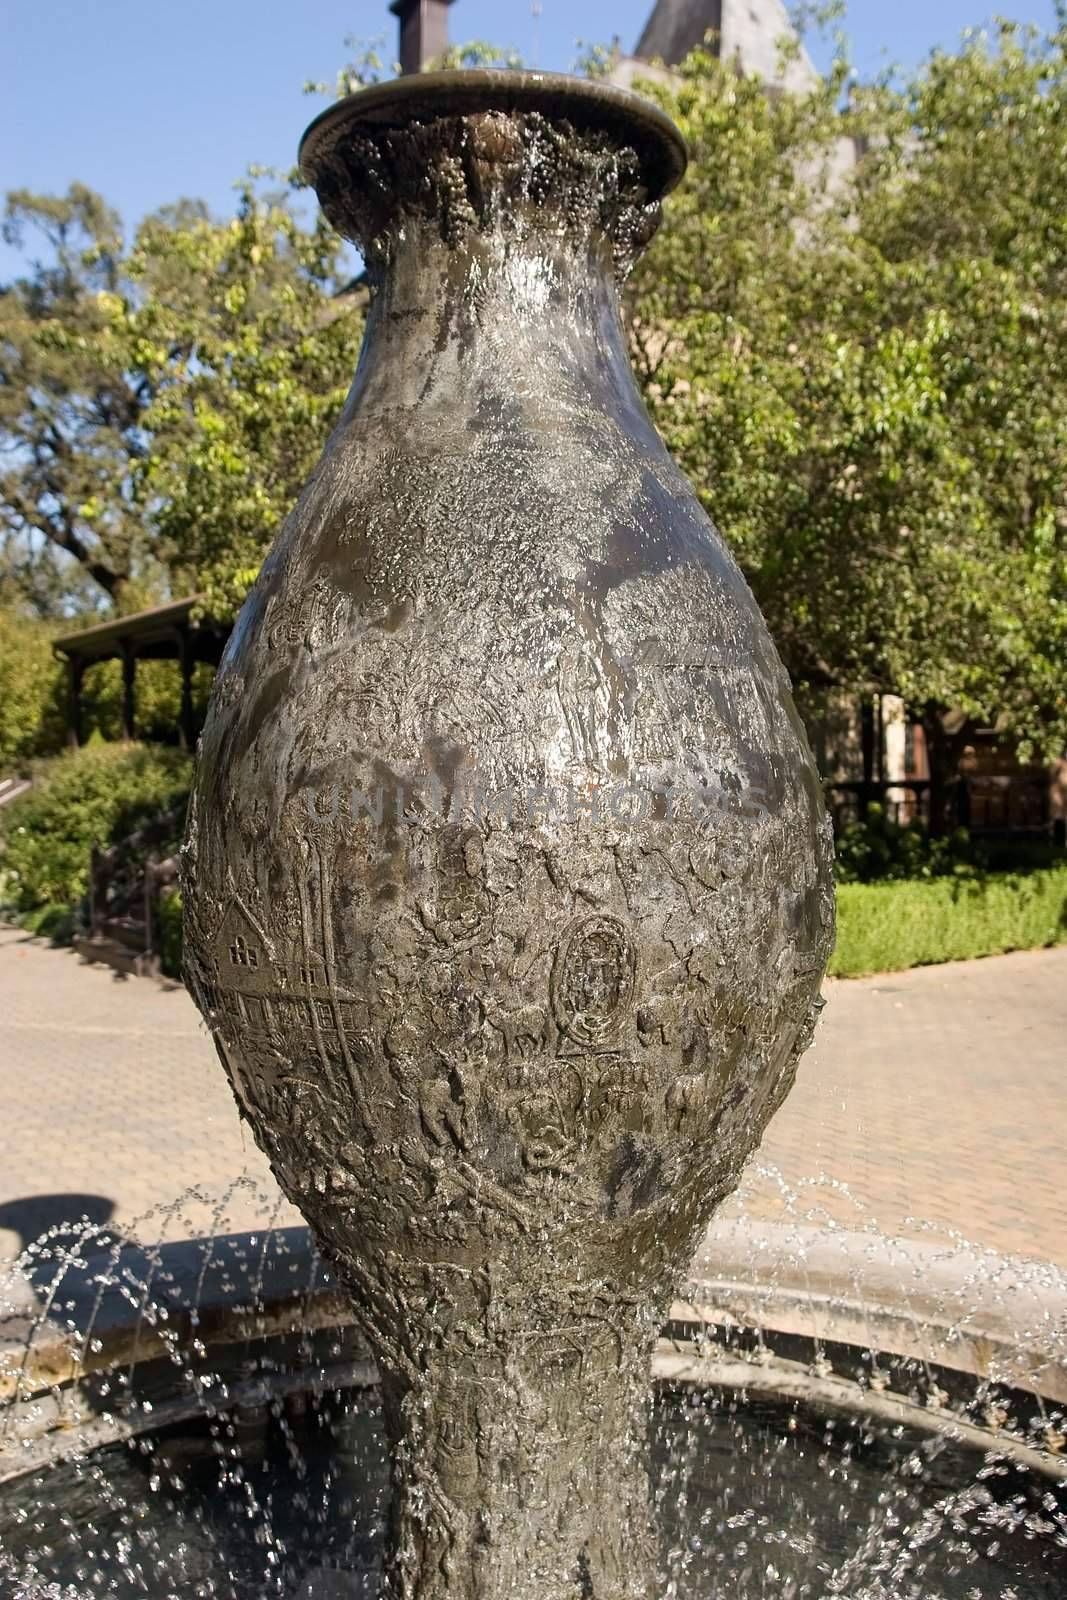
52 596 228 751
120 639 137 742
860 696 876 817
66 656 85 749
176 627 196 752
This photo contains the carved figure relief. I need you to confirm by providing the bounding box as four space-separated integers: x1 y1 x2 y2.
631 675 677 766
266 573 346 652
556 634 611 769
418 829 491 949
551 914 637 1047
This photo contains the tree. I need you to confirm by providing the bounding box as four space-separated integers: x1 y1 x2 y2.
0 37 586 629
0 186 155 612
629 22 1067 809
302 33 524 99
4 21 1065 802
1 179 364 620
0 600 66 767
131 181 364 619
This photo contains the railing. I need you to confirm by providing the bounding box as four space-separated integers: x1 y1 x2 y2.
0 775 32 808
959 775 1052 833
828 780 932 830
828 777 1052 835
78 804 185 977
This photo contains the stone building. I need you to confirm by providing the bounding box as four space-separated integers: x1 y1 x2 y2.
391 0 823 90
611 0 820 92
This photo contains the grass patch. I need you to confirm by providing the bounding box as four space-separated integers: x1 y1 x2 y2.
830 865 1067 977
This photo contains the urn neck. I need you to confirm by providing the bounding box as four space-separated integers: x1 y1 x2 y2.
345 220 654 433
300 75 686 436
376 1323 658 1600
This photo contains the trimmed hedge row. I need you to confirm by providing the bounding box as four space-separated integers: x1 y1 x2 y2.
132 867 1067 984
830 865 1067 977
140 870 1067 985
4 746 1065 983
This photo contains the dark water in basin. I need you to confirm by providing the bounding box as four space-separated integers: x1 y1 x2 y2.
1 1383 1064 1598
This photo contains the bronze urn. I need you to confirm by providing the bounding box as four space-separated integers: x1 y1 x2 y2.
183 70 834 1600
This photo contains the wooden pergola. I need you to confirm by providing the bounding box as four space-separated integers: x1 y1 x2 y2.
54 596 231 750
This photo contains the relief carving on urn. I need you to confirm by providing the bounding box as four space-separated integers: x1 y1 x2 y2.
183 68 834 1600
552 913 637 1047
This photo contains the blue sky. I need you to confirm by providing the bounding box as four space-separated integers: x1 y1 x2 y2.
2 0 1059 279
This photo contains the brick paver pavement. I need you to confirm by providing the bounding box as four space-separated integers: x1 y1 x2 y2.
718 943 1067 1264
0 927 300 1263
1 925 1064 1266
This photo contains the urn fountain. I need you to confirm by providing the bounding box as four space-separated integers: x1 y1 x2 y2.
182 70 834 1600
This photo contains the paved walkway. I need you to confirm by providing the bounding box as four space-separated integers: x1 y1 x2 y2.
1 926 1064 1267
721 944 1067 1262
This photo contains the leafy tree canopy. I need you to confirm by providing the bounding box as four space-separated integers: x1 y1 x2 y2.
133 182 364 619
0 599 66 767
1 15 1065 780
1 177 363 621
630 18 1067 762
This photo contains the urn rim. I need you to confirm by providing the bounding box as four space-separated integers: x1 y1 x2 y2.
298 68 688 204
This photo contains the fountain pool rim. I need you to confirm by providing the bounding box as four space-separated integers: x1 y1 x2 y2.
3 1216 1065 1490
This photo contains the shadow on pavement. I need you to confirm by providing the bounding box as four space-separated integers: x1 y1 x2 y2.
0 1194 118 1279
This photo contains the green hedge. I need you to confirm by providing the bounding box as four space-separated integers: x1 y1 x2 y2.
833 804 978 883
830 865 1067 977
97 866 1067 987
0 741 192 935
5 747 1065 981
0 608 67 768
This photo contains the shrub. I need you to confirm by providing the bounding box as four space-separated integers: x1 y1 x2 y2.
0 741 192 928
831 865 1067 977
76 657 214 746
0 603 215 769
833 802 979 884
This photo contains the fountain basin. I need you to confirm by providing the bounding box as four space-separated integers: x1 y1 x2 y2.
2 1374 1064 1599
2 1215 1065 1597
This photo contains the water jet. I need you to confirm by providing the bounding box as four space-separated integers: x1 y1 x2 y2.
1 1194 1065 1596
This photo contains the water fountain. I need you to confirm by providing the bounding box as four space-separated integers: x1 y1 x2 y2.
1 1179 1065 1597
1 69 1065 1600
181 67 835 1599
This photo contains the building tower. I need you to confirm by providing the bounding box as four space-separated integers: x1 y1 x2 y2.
615 0 819 93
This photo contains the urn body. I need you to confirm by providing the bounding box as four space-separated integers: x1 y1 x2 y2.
183 72 834 1600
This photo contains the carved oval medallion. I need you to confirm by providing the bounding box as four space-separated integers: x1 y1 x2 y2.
551 914 637 1046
